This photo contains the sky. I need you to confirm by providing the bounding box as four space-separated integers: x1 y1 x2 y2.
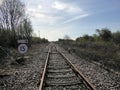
21 0 120 41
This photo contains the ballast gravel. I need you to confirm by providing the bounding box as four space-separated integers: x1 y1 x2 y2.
57 46 120 90
1 44 120 90
0 44 49 90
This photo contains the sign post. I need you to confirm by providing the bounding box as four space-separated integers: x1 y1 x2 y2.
17 39 28 58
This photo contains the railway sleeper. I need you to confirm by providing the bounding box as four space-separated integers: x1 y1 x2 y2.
47 73 76 78
47 65 70 69
48 68 73 73
45 77 82 85
44 84 88 90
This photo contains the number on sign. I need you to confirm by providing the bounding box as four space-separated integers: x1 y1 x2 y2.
20 46 25 51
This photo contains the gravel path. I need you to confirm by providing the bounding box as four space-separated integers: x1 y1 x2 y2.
57 45 120 90
0 44 49 90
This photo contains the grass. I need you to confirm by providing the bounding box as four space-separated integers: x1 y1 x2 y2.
59 41 120 72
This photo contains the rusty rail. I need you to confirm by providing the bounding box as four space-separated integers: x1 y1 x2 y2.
39 45 96 90
39 47 51 90
57 48 96 90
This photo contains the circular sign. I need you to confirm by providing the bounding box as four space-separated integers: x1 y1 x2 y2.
18 44 28 54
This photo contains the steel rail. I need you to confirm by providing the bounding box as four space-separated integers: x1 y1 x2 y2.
39 47 51 90
57 48 96 90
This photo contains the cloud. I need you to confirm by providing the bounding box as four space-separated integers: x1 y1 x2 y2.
67 6 83 14
52 1 83 14
26 8 36 13
52 1 67 10
25 0 88 25
38 5 42 9
24 0 90 41
0 0 3 6
63 14 89 24
26 7 62 25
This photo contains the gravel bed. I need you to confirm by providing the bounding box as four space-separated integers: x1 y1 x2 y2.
57 45 120 90
0 44 49 90
44 46 89 90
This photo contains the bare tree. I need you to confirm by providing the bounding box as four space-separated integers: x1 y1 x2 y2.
17 18 33 46
64 35 71 40
0 0 33 47
0 0 25 46
0 0 25 29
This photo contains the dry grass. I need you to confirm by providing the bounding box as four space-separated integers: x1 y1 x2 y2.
59 41 120 72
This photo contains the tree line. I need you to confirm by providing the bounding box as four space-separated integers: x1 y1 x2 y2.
58 28 120 72
76 28 120 44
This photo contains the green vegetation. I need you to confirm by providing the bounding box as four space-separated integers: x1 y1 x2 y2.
58 28 120 72
32 37 48 44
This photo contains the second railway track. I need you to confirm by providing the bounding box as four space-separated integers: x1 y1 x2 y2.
39 45 96 90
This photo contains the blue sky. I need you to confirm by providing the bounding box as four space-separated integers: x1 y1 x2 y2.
21 0 120 41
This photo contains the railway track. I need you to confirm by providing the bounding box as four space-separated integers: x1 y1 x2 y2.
39 45 96 90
